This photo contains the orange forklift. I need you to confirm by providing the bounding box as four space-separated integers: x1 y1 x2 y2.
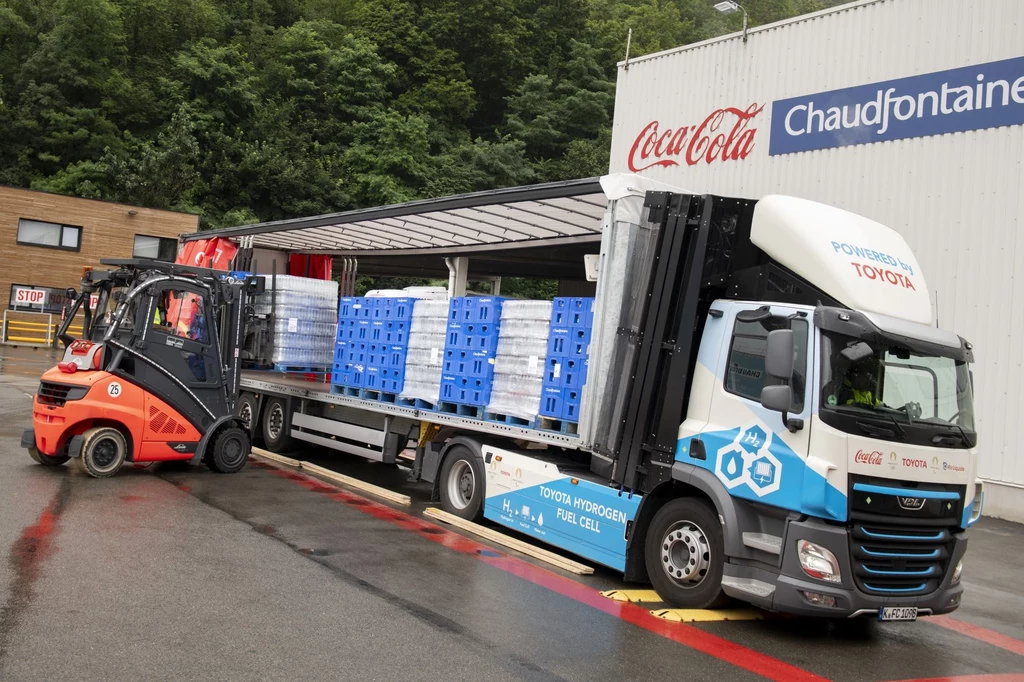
22 259 264 478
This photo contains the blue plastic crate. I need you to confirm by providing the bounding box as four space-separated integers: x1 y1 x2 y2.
547 326 571 356
543 356 565 385
383 320 408 345
332 363 364 388
346 342 368 364
447 322 500 352
378 366 405 393
443 349 491 377
338 297 359 320
367 343 387 367
463 297 504 324
561 387 582 421
539 385 563 418
383 345 407 368
355 319 370 340
369 320 385 342
334 342 349 363
440 374 490 406
362 365 382 390
571 325 593 345
448 297 466 322
551 297 594 327
561 357 586 389
382 297 415 321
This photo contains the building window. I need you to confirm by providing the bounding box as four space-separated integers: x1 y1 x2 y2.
16 219 82 251
724 316 808 413
133 235 178 262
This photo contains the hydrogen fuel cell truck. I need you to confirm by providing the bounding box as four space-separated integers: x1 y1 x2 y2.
225 176 983 621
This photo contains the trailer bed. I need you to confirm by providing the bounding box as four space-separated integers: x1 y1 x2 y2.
240 371 585 450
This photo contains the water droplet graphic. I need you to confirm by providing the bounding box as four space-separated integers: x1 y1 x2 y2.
726 457 738 476
537 513 544 527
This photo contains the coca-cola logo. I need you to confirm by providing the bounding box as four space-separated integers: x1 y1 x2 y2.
627 103 765 172
855 449 883 465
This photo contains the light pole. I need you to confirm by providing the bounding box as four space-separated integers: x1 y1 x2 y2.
714 1 749 43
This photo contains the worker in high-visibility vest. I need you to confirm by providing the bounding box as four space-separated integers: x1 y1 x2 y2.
841 357 881 407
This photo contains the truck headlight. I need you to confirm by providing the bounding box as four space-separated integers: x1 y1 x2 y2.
798 539 842 583
951 559 963 585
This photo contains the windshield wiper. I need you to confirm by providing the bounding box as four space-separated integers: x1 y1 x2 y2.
831 405 907 440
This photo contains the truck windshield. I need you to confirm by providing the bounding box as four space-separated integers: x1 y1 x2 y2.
820 331 976 439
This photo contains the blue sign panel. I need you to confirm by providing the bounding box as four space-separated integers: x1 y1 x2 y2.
769 56 1024 156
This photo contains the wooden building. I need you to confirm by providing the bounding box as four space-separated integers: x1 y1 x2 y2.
0 186 199 316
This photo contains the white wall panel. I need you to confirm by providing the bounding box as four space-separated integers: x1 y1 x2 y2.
610 0 1024 500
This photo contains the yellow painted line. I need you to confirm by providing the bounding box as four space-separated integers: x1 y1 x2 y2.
300 461 411 506
249 446 301 468
424 507 594 575
651 608 762 622
599 589 664 603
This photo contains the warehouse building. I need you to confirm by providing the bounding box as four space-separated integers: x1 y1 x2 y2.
0 186 198 344
608 0 1024 520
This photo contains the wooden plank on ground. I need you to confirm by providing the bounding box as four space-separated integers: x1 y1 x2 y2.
250 447 301 468
300 461 411 506
423 507 594 576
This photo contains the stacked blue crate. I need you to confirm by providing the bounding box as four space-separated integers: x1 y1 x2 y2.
332 297 413 400
438 297 504 416
539 297 594 425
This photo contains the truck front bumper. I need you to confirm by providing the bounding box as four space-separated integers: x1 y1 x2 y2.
722 517 967 618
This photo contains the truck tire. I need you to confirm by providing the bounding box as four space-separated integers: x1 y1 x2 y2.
439 445 484 521
261 397 294 453
75 427 128 478
645 497 730 609
237 393 259 438
205 426 250 474
28 447 69 467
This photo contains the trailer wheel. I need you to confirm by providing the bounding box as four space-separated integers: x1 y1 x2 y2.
75 427 128 478
28 447 69 467
645 498 729 609
439 445 484 521
237 393 259 437
261 397 294 453
205 426 250 474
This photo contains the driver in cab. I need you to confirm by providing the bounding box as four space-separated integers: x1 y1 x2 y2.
839 357 882 407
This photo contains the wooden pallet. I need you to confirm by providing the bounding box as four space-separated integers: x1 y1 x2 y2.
536 416 579 436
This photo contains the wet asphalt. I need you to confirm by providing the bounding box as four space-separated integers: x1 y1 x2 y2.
1 345 1023 681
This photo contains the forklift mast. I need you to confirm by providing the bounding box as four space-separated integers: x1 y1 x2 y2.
56 258 263 415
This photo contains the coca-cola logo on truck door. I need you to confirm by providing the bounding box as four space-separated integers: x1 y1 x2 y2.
627 103 765 172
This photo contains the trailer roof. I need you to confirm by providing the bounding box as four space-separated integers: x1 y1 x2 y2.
183 177 607 256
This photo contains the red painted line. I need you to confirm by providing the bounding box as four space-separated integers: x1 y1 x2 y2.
257 462 828 682
929 616 1024 658
885 674 1024 682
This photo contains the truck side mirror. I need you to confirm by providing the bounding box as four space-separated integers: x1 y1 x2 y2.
765 329 794 379
760 384 793 412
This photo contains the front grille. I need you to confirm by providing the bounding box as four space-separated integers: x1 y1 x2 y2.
38 382 72 407
850 523 955 596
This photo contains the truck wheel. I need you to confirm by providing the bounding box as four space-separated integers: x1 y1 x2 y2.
237 393 259 438
261 397 294 453
28 447 69 467
645 498 729 609
439 445 484 521
205 426 250 474
75 427 128 478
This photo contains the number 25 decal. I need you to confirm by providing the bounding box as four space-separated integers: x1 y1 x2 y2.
107 382 122 398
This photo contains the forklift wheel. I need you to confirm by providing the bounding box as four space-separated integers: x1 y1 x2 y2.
205 426 250 474
75 427 128 478
28 447 69 467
